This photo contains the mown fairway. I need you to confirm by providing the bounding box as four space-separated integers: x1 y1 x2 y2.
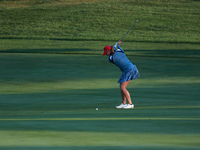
0 0 200 150
0 47 200 150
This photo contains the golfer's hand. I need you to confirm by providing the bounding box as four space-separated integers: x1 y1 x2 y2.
117 40 122 45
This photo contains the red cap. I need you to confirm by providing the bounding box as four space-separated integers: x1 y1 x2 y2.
103 45 111 56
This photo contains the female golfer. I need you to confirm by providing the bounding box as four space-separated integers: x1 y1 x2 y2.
103 40 139 109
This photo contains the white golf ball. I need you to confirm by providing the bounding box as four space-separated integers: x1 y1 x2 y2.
96 108 98 110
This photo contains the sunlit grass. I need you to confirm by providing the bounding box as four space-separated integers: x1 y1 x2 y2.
0 77 199 94
0 131 200 147
0 0 199 43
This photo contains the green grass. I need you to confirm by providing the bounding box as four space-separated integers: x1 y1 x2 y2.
0 39 200 59
0 0 200 43
0 52 200 150
0 0 200 149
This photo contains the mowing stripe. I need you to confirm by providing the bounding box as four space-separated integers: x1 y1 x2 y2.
0 118 199 121
135 105 200 109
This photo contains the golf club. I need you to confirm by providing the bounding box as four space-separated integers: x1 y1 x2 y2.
120 20 138 41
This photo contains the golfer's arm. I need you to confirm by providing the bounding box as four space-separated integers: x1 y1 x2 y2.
117 40 121 45
111 46 115 54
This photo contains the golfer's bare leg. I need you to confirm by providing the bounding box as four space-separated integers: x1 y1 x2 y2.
120 81 132 105
121 90 126 104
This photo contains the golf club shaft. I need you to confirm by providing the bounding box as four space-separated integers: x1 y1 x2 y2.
121 20 138 41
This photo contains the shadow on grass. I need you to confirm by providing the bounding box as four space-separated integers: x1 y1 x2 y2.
125 49 200 58
1 48 200 58
0 48 94 55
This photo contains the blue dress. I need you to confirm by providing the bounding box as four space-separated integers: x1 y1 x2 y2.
108 43 140 83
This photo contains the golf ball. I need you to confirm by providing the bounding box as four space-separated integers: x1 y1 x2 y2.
96 108 98 110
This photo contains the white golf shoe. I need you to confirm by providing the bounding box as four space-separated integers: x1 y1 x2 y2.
116 103 127 109
122 104 134 109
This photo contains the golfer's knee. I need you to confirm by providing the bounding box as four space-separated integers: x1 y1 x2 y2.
120 85 126 91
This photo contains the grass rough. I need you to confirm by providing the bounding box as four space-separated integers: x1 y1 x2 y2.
0 0 200 43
